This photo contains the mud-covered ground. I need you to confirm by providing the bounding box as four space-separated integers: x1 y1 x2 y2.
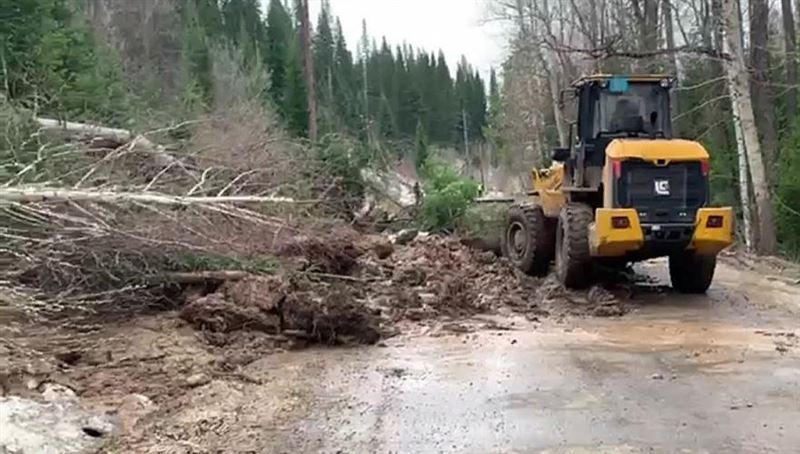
1 237 799 454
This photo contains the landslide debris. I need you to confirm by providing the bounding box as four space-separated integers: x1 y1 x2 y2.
180 275 382 345
178 231 629 346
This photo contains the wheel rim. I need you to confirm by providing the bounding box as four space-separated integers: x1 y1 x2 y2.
506 221 527 262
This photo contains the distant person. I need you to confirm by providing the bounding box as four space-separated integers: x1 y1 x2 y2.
609 98 643 133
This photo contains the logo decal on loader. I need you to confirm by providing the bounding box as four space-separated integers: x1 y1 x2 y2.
655 180 671 196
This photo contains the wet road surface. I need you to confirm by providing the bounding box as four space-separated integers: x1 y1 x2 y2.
257 259 800 453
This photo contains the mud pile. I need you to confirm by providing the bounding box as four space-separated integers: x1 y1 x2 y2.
180 275 382 345
178 232 628 345
373 236 535 317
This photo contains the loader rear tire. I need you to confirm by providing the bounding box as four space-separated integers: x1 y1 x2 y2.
555 203 593 289
504 204 553 277
669 252 716 294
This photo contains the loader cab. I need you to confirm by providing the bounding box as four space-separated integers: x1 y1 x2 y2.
559 75 674 180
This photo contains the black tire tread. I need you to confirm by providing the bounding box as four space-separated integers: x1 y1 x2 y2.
504 204 553 276
669 253 716 294
557 203 593 288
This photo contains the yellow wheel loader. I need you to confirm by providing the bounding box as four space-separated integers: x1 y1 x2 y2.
503 75 733 293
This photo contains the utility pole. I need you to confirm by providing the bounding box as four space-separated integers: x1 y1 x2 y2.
299 0 317 142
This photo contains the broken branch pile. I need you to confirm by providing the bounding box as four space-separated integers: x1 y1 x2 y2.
1 109 360 317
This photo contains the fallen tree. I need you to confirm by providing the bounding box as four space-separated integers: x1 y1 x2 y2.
2 99 378 321
35 118 134 144
0 187 314 205
34 117 194 174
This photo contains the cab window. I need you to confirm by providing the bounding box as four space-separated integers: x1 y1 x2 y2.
592 83 670 137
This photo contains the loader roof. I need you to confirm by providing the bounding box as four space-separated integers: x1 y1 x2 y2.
571 74 674 87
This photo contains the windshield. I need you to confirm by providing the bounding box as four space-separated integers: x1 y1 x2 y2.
593 83 670 137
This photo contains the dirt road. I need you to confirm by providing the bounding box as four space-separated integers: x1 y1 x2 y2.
2 254 799 453
114 257 800 453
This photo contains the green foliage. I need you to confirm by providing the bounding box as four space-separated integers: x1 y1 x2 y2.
265 0 307 136
455 58 487 149
0 0 129 124
414 120 429 170
316 134 370 205
1 0 487 147
331 18 358 130
0 100 39 182
458 203 507 238
181 0 215 112
484 68 507 166
419 159 481 232
309 16 488 149
314 0 335 131
777 123 800 257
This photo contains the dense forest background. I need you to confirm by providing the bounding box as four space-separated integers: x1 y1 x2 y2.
1 0 487 155
2 0 800 259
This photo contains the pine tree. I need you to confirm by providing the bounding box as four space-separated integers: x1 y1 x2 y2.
194 0 224 37
430 51 457 144
415 119 429 170
313 0 335 131
469 69 487 140
181 0 215 111
265 0 292 111
489 68 500 109
285 27 309 136
332 18 357 131
1 0 129 124
395 46 420 136
485 68 505 163
265 0 307 135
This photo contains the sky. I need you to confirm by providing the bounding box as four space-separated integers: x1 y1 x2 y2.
261 0 508 80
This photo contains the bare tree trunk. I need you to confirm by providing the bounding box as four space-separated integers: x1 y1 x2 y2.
731 94 755 250
663 0 680 132
36 118 134 143
515 0 529 36
721 0 777 254
35 118 192 175
782 0 798 126
632 0 661 71
708 0 752 247
299 0 318 142
644 0 661 50
748 0 779 182
544 52 568 147
0 187 311 205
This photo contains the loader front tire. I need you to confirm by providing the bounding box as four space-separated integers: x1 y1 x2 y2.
504 204 552 277
555 203 593 289
669 252 716 294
